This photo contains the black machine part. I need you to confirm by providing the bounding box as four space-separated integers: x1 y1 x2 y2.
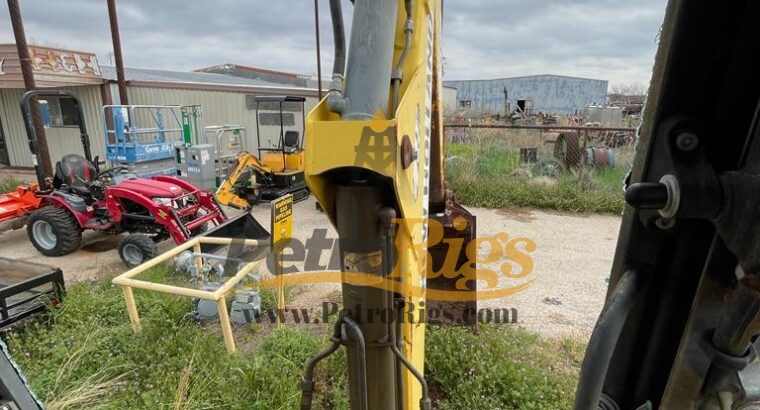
0 340 43 410
574 0 760 408
0 258 62 409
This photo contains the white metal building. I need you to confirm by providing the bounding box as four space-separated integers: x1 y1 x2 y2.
0 43 319 170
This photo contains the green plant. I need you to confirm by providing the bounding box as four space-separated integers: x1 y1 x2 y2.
0 177 23 194
425 325 580 409
5 268 345 409
6 269 584 409
445 137 628 213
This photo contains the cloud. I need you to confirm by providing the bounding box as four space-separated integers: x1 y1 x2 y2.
0 0 666 87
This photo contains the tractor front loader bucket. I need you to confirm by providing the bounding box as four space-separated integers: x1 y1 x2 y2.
198 211 271 264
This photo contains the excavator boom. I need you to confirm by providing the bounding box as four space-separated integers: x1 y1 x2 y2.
300 1 476 409
215 152 272 209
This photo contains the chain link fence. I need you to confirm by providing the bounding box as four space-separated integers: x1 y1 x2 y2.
443 117 638 212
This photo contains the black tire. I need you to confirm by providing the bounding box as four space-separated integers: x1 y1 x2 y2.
27 206 83 256
118 234 158 267
150 234 168 243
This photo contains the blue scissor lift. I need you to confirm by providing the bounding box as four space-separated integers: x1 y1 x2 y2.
103 105 199 177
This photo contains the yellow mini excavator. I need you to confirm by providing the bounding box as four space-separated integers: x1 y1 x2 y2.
215 95 310 208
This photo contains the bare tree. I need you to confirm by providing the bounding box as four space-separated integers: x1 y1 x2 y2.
610 82 648 97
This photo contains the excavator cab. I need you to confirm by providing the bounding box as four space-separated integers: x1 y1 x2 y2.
256 95 306 173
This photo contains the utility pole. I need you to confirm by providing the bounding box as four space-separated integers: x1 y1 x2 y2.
7 0 53 177
314 0 323 99
107 0 129 105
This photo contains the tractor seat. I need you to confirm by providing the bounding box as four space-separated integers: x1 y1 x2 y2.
283 131 300 153
53 154 98 196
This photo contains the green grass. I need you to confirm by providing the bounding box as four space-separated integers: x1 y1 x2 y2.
426 325 583 409
0 177 23 194
5 269 582 409
445 139 627 214
6 268 349 410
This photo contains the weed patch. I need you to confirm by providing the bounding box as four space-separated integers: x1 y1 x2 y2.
445 133 629 214
7 270 582 409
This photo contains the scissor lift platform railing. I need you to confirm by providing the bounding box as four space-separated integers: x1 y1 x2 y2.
103 105 187 177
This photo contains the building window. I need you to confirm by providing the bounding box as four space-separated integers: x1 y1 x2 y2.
40 97 80 127
245 95 302 112
258 112 295 126
459 99 472 108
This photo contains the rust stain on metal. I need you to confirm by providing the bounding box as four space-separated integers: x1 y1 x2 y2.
427 190 478 329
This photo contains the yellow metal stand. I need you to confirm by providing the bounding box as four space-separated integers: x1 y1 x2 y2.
112 236 268 354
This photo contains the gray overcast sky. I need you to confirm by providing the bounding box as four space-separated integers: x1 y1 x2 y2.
0 1 667 88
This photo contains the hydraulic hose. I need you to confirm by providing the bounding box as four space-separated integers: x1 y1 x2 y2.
326 0 347 113
380 207 431 410
573 270 645 410
301 319 343 410
301 315 368 410
328 0 345 77
391 0 414 113
342 316 369 410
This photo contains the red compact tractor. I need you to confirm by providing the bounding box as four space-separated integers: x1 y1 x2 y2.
20 90 227 266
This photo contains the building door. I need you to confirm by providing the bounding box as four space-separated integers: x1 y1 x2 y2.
0 114 9 165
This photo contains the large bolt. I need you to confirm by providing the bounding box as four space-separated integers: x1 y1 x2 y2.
400 135 416 169
675 131 699 151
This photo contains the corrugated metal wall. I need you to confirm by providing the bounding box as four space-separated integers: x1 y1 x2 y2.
0 85 104 167
444 75 609 115
0 84 318 168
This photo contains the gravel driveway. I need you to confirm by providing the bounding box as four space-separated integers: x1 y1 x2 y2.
0 197 620 340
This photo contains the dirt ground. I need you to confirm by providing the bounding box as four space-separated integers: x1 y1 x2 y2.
0 196 620 340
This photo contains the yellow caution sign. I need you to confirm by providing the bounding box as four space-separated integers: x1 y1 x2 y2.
271 194 293 251
271 193 293 328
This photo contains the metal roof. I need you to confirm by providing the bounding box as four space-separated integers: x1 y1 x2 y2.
445 73 607 83
195 64 307 79
100 65 279 87
253 95 306 103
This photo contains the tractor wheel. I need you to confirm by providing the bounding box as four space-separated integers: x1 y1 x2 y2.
27 207 83 256
118 234 158 267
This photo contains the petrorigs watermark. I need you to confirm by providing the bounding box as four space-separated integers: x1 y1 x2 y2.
217 108 537 302
226 215 536 303
253 301 517 327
